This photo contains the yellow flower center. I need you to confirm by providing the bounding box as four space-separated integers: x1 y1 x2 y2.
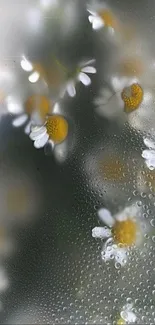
120 57 143 77
117 317 126 325
99 9 118 29
112 219 137 246
46 115 68 143
121 83 143 113
99 157 127 181
25 95 50 121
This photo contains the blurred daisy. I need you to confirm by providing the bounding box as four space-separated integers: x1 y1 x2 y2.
92 204 143 266
142 137 155 170
60 59 96 98
30 109 68 149
8 95 51 134
117 304 137 324
20 56 63 89
95 76 144 120
87 3 119 31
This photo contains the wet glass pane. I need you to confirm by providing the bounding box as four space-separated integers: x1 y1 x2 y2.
0 0 155 324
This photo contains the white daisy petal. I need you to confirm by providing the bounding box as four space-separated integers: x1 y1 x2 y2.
98 208 114 227
12 114 28 127
24 121 32 134
81 66 96 74
114 247 127 266
92 17 104 30
53 102 60 114
29 72 40 83
34 133 49 149
87 10 97 16
115 205 139 222
67 82 76 97
121 310 137 323
101 244 115 262
20 57 33 72
78 72 91 86
142 149 155 160
30 126 46 140
145 158 155 170
92 227 111 239
88 15 95 23
144 137 155 150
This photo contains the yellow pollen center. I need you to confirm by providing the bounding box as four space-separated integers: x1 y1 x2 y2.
99 158 127 181
112 219 137 246
117 317 126 325
25 95 50 121
99 9 118 29
121 83 143 113
46 115 68 143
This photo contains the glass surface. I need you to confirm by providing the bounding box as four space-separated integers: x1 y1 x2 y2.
0 0 155 324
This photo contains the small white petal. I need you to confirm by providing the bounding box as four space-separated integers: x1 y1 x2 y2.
29 72 40 83
67 82 76 97
20 57 33 72
88 15 96 23
98 208 114 227
142 149 155 160
34 133 49 149
81 66 96 74
101 244 115 262
144 137 155 150
30 126 46 140
24 121 32 135
87 10 97 16
53 102 60 114
92 17 104 30
114 247 127 266
12 114 28 127
145 158 155 170
121 310 137 323
78 72 91 86
92 227 111 239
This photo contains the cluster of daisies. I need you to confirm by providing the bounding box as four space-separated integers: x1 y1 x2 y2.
1 0 155 322
7 56 96 153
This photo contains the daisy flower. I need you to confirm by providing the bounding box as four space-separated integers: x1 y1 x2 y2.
92 204 143 266
87 3 119 32
60 59 96 98
20 56 64 89
30 109 68 150
95 76 145 121
142 137 155 170
117 303 137 324
7 95 51 134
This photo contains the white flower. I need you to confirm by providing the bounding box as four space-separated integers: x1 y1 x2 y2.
87 3 118 32
7 94 51 135
118 303 137 324
87 9 105 30
29 103 68 150
92 204 143 266
142 137 155 170
61 59 96 98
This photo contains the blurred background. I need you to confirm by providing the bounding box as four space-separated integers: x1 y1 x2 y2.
0 0 155 323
